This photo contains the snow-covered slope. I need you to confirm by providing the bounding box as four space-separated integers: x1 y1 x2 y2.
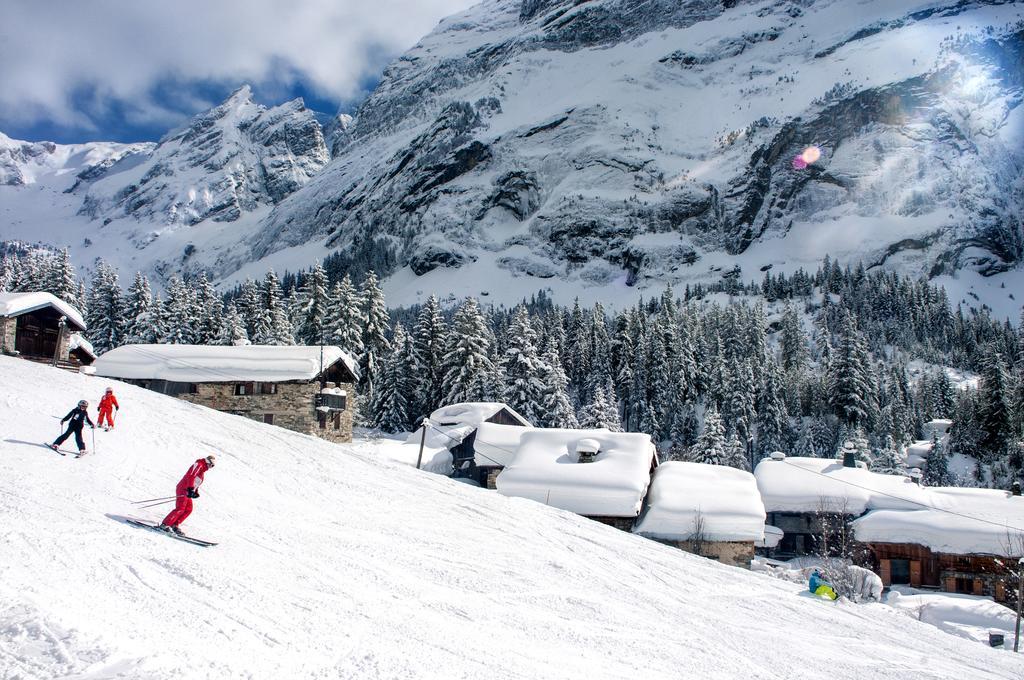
2 355 1022 678
0 131 152 188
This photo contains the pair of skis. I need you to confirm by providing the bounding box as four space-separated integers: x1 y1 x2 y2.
44 443 88 458
123 518 217 547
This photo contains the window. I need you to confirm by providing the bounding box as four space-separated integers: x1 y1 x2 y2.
233 382 255 396
318 411 327 429
890 559 911 585
263 414 275 425
259 383 278 395
333 412 341 430
955 577 975 594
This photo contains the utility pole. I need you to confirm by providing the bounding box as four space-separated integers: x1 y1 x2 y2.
416 420 428 470
1015 557 1024 652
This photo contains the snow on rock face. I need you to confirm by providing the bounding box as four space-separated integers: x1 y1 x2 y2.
634 461 766 543
79 86 329 226
235 0 1024 292
0 131 152 188
3 356 1024 678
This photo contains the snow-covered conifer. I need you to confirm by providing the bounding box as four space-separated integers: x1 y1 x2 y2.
86 261 126 353
539 347 578 429
691 406 726 466
442 298 494 404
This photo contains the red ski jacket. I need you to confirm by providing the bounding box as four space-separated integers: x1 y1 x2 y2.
175 458 210 494
98 393 119 412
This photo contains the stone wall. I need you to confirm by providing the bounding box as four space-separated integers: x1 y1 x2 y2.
662 539 756 568
0 317 15 355
180 381 355 443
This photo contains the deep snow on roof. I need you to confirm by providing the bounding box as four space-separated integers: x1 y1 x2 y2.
0 291 86 330
93 344 356 383
754 456 928 515
429 402 531 428
68 333 95 358
634 462 766 543
496 429 655 517
854 488 1024 556
473 422 534 467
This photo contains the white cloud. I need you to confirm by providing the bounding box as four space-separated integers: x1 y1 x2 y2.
0 0 479 134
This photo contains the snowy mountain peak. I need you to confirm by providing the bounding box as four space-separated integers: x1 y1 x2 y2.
73 88 330 227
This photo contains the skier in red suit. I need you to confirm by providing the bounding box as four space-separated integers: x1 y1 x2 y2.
97 387 119 430
159 455 216 535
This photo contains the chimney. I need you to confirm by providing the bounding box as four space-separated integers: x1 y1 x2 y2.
1013 481 1021 497
841 441 856 468
575 438 601 464
909 468 922 486
770 451 786 461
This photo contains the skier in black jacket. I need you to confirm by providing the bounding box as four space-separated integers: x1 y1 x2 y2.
51 400 95 454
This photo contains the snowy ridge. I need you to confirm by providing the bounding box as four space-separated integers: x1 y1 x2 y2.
3 356 1022 678
4 1 1024 310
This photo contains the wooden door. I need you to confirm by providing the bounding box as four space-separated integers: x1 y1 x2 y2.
910 560 922 587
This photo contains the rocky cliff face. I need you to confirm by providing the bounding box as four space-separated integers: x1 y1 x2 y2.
78 86 330 225
241 0 1024 291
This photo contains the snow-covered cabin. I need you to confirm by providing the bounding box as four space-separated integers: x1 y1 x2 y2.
854 487 1024 603
93 344 358 443
0 292 88 367
496 429 658 530
755 454 1024 603
424 402 532 484
633 462 766 567
754 455 925 557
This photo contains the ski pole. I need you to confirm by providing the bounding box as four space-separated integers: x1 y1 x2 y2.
92 426 97 455
132 495 179 504
136 499 179 509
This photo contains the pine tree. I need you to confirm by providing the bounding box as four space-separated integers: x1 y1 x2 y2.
578 381 622 431
539 347 578 428
442 298 495 404
122 272 154 344
756 363 788 456
48 248 78 306
371 324 415 432
192 272 222 345
161 276 197 344
869 436 906 476
410 295 447 417
236 279 264 340
691 406 727 465
923 432 953 486
779 302 808 371
500 306 547 424
977 346 1012 462
724 431 750 471
296 262 330 345
262 270 294 345
86 261 126 353
359 270 391 396
827 314 873 427
216 303 250 346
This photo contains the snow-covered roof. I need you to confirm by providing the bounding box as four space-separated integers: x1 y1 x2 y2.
93 344 357 383
854 488 1024 557
0 292 85 330
429 402 532 428
923 419 953 437
633 462 765 543
757 525 784 549
754 456 927 515
906 440 934 469
496 429 656 517
473 422 534 467
68 333 95 359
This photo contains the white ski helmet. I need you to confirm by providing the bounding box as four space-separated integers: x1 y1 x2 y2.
78 400 88 407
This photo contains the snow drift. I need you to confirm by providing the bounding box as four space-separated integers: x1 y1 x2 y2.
1 355 1022 679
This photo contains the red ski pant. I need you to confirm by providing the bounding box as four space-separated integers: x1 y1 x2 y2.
162 495 193 527
98 408 115 428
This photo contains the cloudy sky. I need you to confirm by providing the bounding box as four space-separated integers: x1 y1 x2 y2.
0 0 478 143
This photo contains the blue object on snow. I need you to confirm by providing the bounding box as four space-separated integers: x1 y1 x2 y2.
809 571 824 593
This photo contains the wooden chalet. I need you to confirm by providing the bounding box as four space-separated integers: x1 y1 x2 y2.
0 292 89 368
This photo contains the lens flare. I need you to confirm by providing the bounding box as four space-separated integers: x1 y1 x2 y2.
801 146 822 164
791 155 808 170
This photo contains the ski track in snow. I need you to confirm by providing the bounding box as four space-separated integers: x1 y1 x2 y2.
1 355 1022 679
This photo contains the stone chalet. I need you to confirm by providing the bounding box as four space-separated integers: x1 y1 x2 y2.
93 344 358 443
0 292 94 367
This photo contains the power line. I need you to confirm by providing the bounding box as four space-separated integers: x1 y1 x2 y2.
778 459 1024 536
423 421 518 469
